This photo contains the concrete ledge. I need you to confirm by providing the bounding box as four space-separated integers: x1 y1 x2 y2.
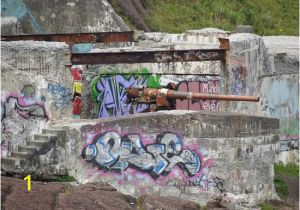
49 110 279 205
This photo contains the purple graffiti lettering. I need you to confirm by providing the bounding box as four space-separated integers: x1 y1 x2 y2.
231 62 247 95
94 75 149 118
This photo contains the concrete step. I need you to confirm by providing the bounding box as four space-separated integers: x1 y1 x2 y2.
42 129 66 137
12 151 33 159
27 140 49 147
1 157 26 166
18 145 38 154
34 134 56 141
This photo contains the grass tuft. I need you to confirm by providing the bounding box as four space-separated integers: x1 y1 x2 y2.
56 175 77 182
257 202 278 210
274 162 299 177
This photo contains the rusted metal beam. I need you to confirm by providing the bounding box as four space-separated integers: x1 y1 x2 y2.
71 49 226 64
1 31 135 44
218 37 230 50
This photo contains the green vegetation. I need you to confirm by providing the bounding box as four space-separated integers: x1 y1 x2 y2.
136 194 147 209
257 202 281 210
108 0 137 30
274 175 289 200
258 202 276 210
56 175 77 182
144 0 299 35
274 162 299 177
273 163 298 200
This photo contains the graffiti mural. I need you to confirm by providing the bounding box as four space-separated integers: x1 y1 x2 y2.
91 72 160 118
71 65 83 117
175 78 221 111
82 131 201 179
231 57 247 95
82 128 213 193
2 85 48 121
47 83 72 109
1 85 48 157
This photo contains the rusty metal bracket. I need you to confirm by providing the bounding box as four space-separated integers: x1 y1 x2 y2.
218 38 230 50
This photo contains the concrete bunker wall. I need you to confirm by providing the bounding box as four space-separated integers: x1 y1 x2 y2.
1 41 72 158
81 30 228 119
79 30 299 164
1 0 129 35
49 111 279 206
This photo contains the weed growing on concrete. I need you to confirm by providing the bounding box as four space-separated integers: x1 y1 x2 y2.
136 194 147 209
56 175 77 182
274 163 299 177
257 202 279 210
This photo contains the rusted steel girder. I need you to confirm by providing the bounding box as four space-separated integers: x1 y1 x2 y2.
1 31 135 44
71 49 226 64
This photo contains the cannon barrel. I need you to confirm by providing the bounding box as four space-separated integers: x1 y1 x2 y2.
167 90 259 102
126 87 260 103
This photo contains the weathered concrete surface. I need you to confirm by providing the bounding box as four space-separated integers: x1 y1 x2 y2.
1 41 70 80
88 29 228 75
81 30 299 166
260 36 299 164
1 41 72 159
1 0 129 35
31 110 280 207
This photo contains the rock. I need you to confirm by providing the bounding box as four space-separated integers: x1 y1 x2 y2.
1 176 66 210
218 193 258 210
139 194 200 210
56 182 135 210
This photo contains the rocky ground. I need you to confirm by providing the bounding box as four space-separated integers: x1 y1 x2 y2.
1 176 200 210
1 175 298 210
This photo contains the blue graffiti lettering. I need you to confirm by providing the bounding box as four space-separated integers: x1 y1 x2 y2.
82 131 201 179
47 83 72 108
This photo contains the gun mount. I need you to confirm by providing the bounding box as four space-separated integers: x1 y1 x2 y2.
126 87 259 112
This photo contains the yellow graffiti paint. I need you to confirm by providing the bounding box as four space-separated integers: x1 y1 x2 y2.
73 82 82 94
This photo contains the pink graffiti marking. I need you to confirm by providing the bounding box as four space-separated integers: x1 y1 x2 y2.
81 128 213 192
175 80 221 111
